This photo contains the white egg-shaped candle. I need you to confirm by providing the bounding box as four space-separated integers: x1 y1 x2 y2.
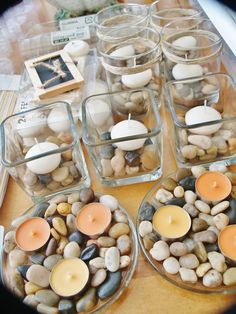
47 107 71 133
87 99 111 127
63 40 90 57
121 69 152 89
110 45 135 57
185 106 222 135
25 142 61 174
172 36 197 50
17 113 47 138
172 64 203 80
111 119 148 151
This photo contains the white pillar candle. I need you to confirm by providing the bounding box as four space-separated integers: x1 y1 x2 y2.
110 45 135 57
121 69 152 89
17 113 47 138
87 99 111 127
63 40 90 58
172 36 197 50
47 107 71 133
172 64 203 80
111 119 148 151
185 105 222 135
25 142 61 174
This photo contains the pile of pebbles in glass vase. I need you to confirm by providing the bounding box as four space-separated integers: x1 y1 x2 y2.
138 164 236 291
3 188 137 313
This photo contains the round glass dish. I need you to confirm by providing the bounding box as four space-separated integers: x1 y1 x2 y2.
137 169 236 294
2 189 138 313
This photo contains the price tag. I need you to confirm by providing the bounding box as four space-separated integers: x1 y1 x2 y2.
51 27 90 46
59 14 95 30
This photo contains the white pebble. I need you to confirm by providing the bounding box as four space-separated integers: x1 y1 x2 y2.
213 213 229 230
179 268 197 283
184 190 197 204
208 252 227 273
139 221 152 237
211 201 229 215
191 165 206 178
99 195 118 212
150 241 170 261
188 135 212 150
163 257 180 274
196 263 212 277
203 269 222 287
194 200 211 214
174 186 184 198
155 188 173 203
209 163 227 173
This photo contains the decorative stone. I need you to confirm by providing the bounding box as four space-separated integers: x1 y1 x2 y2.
161 177 177 191
71 202 83 216
194 200 210 214
117 234 131 255
184 190 197 204
63 241 80 258
138 221 152 237
24 295 39 308
205 243 219 253
56 237 68 254
209 163 227 173
57 203 71 216
79 188 95 203
44 204 57 218
91 269 107 287
23 169 38 186
109 223 130 239
183 203 199 218
179 176 196 191
150 241 170 261
211 201 230 215
26 265 50 288
179 268 197 283
97 271 122 300
46 238 58 256
179 254 199 269
51 167 69 182
105 247 120 272
163 257 180 274
120 255 131 268
141 150 157 170
176 168 192 181
58 300 76 314
43 254 63 271
4 230 16 253
191 166 206 178
225 199 236 224
37 304 58 314
166 198 186 207
203 269 222 287
81 244 99 262
101 159 113 177
10 272 25 298
173 186 185 198
51 228 60 241
181 145 197 159
89 257 105 269
188 135 212 150
155 188 173 203
196 262 211 278
208 252 227 272
97 237 115 248
25 282 42 295
32 202 49 218
17 265 31 280
124 151 140 167
192 218 208 232
223 268 236 286
9 249 28 268
198 213 214 226
66 214 77 234
113 209 128 223
143 233 156 251
193 230 217 243
67 192 80 204
49 194 67 204
38 174 52 185
213 213 229 230
68 231 85 246
35 289 60 307
52 217 67 236
194 242 207 263
183 238 195 253
169 242 188 257
99 195 118 212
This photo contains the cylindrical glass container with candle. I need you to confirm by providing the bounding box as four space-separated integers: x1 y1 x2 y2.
165 72 236 168
150 0 202 33
0 102 90 201
82 88 163 186
97 26 162 100
95 3 150 42
161 17 222 82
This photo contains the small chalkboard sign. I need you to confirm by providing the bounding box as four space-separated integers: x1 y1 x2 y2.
25 50 84 99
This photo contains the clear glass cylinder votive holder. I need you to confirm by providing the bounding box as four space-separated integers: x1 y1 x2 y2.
150 0 202 33
97 26 162 102
1 102 90 201
161 17 223 82
95 3 150 42
82 88 163 186
165 72 236 167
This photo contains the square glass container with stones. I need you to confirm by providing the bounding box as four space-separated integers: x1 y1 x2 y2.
161 17 222 82
1 101 90 202
82 88 163 186
165 72 236 168
97 26 162 104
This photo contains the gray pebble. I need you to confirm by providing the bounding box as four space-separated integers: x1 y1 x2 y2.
43 254 63 271
76 288 98 312
35 289 60 307
97 271 122 299
3 230 16 253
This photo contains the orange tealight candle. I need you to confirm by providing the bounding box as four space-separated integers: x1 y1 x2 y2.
196 171 232 202
50 258 89 297
76 203 112 237
218 225 236 262
15 217 50 251
152 205 191 239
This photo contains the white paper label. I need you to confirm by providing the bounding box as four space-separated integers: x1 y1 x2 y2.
59 15 95 30
51 27 90 45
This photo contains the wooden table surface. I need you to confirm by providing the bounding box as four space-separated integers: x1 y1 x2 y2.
0 1 236 313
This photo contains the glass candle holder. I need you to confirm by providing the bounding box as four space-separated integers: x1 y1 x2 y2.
82 89 163 186
95 3 150 41
98 26 162 101
1 102 90 201
165 72 236 167
161 17 223 81
150 0 202 33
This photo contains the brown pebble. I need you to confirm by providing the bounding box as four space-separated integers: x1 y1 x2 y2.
46 238 57 256
79 188 95 204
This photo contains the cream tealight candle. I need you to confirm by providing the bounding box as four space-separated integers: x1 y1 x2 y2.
111 118 148 151
25 142 61 174
185 105 222 135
